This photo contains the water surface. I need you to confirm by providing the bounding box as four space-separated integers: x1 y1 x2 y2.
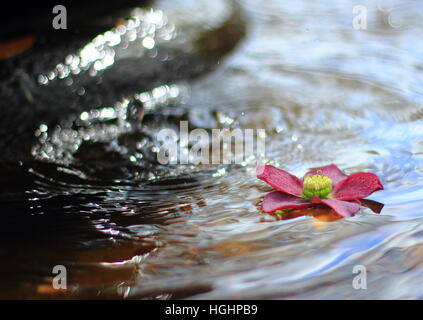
1 0 423 299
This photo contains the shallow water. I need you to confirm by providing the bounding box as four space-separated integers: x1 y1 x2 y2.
2 0 423 299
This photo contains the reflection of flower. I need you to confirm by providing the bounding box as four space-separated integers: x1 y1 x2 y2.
257 164 384 218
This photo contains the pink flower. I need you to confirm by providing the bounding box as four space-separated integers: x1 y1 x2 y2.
257 164 384 218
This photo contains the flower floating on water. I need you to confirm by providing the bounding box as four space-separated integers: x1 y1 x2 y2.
257 164 384 218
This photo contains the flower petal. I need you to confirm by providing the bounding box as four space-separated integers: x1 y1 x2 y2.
359 199 384 214
262 191 313 213
333 172 384 200
311 197 361 217
305 164 347 186
256 165 303 197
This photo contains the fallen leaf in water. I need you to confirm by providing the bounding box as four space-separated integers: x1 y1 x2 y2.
0 35 37 59
212 241 255 257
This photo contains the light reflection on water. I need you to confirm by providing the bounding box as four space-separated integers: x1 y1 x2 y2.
2 0 423 299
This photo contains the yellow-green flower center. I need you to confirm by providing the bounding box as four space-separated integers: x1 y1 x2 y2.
302 175 333 201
